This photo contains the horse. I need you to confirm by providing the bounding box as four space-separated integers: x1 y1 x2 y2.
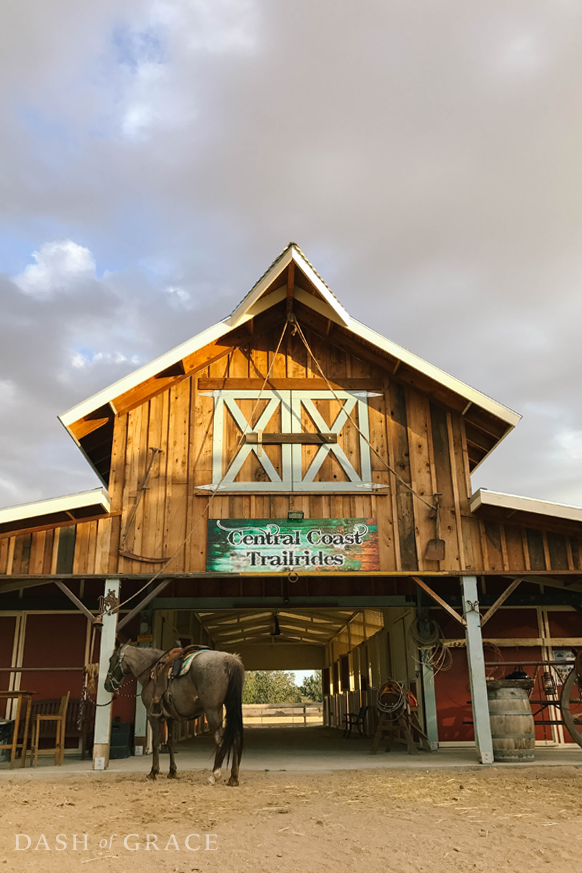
104 642 244 786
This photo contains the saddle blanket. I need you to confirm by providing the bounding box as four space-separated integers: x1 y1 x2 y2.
178 649 207 677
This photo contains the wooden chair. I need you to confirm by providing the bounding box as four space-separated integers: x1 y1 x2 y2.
31 692 70 767
342 705 369 737
370 708 431 755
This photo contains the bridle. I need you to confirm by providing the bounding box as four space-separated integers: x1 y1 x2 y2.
107 642 130 693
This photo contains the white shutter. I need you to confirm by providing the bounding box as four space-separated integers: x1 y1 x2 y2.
201 389 374 492
290 391 373 492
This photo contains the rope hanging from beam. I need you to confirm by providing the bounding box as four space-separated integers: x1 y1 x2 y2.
291 318 435 512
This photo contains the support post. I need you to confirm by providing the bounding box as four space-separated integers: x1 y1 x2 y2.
417 604 439 751
93 578 120 769
133 614 150 754
461 575 493 764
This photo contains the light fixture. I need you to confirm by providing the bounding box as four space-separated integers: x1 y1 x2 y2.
288 510 304 520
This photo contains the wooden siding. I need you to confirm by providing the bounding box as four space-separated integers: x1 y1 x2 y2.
2 323 582 578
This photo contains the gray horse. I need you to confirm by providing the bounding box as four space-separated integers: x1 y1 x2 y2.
104 643 244 786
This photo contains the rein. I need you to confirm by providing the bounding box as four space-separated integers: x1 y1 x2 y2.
100 642 140 705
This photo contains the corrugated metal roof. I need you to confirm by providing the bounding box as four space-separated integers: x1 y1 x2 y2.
229 241 342 318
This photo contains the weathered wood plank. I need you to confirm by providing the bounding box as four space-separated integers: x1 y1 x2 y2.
42 529 54 575
484 521 504 572
387 381 417 571
164 379 191 571
30 530 46 575
526 527 546 571
406 388 437 572
95 517 112 575
108 413 128 574
447 412 466 570
0 536 9 575
503 524 525 571
119 405 143 575
547 531 569 571
429 403 460 570
72 520 89 575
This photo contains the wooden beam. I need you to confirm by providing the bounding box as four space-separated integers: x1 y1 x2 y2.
197 378 380 391
68 404 115 442
287 262 295 297
244 432 337 445
411 576 466 626
480 576 524 626
116 577 175 632
70 416 112 442
55 580 98 624
445 636 582 648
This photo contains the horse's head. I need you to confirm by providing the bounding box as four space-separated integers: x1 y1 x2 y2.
104 641 130 693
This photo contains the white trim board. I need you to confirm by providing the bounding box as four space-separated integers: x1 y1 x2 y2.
470 489 582 524
0 487 110 524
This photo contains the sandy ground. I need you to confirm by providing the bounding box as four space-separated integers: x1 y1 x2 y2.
2 766 582 872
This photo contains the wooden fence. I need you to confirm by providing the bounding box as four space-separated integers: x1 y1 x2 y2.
242 703 323 726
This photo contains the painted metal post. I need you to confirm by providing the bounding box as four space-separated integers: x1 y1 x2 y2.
133 615 150 754
417 606 439 751
461 575 494 764
93 578 120 769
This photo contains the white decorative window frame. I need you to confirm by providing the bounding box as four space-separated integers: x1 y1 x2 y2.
200 388 377 493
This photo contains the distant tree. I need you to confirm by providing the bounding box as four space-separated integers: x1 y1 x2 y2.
299 671 323 702
243 670 301 704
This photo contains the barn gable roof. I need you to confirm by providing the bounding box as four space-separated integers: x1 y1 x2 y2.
58 242 520 485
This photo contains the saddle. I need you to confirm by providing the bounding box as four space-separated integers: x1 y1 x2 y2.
147 644 210 719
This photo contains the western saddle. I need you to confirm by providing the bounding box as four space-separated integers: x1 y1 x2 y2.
147 644 210 719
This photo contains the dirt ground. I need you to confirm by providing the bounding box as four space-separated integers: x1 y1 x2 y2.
1 766 582 872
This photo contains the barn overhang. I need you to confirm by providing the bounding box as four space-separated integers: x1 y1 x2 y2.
0 488 110 537
471 489 582 533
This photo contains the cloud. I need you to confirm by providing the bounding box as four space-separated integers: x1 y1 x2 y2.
13 240 96 297
0 0 582 510
71 350 141 368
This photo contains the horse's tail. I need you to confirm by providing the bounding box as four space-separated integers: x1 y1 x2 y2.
215 655 245 768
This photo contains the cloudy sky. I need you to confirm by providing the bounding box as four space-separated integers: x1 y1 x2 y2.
1 0 581 510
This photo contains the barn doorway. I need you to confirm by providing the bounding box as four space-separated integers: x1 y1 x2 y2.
148 605 425 760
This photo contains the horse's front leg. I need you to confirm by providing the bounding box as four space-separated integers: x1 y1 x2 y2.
147 716 161 781
166 718 178 779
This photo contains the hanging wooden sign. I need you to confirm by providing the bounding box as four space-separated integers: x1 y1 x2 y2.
206 518 379 573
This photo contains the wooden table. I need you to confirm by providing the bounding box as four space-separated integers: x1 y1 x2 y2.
0 691 36 769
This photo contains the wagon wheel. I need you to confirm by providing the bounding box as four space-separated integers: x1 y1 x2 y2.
560 667 582 748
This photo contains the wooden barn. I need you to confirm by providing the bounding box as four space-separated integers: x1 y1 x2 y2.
1 242 582 766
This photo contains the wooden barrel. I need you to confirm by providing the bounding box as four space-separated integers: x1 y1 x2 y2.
487 679 535 763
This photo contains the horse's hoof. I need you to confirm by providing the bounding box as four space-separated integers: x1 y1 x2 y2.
167 771 178 779
208 768 222 785
146 773 157 781
227 777 239 787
